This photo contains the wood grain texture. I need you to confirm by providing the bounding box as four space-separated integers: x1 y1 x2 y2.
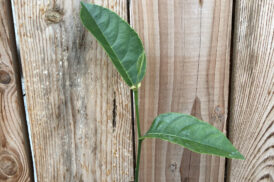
227 0 274 181
0 1 32 181
130 0 232 181
12 0 133 181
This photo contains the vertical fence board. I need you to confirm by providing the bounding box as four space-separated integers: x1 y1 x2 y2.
12 0 133 181
0 1 32 181
130 0 232 181
228 0 274 181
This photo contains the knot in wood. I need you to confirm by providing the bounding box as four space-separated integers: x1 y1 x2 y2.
0 70 11 84
169 162 177 173
45 9 63 23
0 154 18 178
213 105 224 122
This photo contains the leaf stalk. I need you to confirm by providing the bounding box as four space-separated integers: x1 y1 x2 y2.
133 89 142 182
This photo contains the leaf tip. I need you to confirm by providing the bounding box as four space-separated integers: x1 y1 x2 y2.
80 1 87 7
228 150 245 160
237 153 245 160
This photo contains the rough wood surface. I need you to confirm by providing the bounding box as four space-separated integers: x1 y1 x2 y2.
227 0 274 181
12 0 133 181
130 0 232 181
0 1 32 181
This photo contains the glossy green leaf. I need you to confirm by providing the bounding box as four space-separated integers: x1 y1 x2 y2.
80 2 146 88
142 113 244 159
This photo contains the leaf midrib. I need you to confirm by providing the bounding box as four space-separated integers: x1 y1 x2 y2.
143 132 233 154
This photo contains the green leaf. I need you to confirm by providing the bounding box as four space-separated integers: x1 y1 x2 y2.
80 2 146 88
142 113 244 159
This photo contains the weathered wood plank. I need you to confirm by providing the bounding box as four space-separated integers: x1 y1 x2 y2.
12 0 133 181
130 0 232 181
227 0 274 181
0 1 33 181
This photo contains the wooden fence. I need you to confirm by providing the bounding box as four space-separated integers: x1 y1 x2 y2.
0 0 273 181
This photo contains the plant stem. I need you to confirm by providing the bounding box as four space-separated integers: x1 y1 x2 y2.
135 139 142 182
133 89 142 182
134 90 141 138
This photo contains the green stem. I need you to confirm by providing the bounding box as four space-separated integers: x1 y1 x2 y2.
134 89 142 182
135 139 142 182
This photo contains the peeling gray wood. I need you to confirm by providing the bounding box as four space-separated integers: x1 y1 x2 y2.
12 0 133 181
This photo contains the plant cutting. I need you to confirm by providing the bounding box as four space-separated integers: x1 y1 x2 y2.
80 2 244 182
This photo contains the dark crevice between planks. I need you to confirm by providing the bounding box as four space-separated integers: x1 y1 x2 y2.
127 0 136 180
127 0 131 25
6 0 35 181
112 92 117 131
225 0 237 181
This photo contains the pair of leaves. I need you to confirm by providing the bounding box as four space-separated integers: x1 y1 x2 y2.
80 2 244 160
